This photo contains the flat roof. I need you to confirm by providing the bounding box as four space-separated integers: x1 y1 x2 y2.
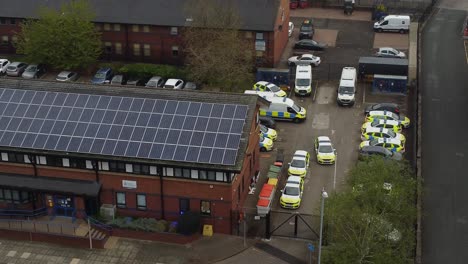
0 79 258 172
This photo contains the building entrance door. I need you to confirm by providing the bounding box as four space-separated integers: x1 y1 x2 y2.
53 196 74 217
85 197 98 216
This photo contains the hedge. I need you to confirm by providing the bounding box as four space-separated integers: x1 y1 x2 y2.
117 63 187 79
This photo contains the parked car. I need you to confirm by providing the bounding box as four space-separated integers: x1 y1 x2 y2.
22 64 46 79
358 146 402 161
127 77 149 86
91 67 114 84
0 59 10 75
360 138 405 153
56 71 79 82
361 119 402 133
288 54 321 67
288 150 310 178
110 74 127 85
259 134 274 152
314 136 336 165
259 116 276 129
280 175 304 209
361 127 406 145
365 110 410 128
145 76 165 88
163 78 184 89
294 39 327 51
259 124 277 141
253 81 286 97
288 22 294 37
364 103 400 114
375 47 406 58
6 62 28 77
299 19 314 40
183 82 199 90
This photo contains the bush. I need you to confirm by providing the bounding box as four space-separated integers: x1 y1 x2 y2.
118 63 187 79
108 217 175 233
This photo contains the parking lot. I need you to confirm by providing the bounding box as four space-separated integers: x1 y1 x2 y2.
244 9 411 238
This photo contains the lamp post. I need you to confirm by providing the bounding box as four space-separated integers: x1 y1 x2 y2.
318 188 328 264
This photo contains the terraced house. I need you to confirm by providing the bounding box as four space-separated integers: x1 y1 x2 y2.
0 79 261 236
0 0 290 67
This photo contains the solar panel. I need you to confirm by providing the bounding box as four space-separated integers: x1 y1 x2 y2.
0 88 248 165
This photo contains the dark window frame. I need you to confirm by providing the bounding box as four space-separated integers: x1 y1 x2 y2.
136 193 147 210
200 200 211 216
179 198 190 213
116 192 126 208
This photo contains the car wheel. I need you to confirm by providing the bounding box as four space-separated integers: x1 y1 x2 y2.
399 29 405 34
260 147 267 152
293 118 301 123
377 28 383 33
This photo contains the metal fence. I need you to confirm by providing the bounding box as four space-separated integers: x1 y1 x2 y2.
0 219 81 236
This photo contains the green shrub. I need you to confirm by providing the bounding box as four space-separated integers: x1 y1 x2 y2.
109 217 173 232
118 63 187 79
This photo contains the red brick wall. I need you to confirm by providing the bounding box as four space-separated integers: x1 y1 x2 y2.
272 0 291 66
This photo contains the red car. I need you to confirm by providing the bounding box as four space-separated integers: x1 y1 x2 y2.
290 0 298 9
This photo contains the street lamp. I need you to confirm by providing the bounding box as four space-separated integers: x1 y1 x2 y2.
318 188 328 264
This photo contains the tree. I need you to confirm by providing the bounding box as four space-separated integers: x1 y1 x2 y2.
322 157 416 264
15 0 101 70
182 0 254 92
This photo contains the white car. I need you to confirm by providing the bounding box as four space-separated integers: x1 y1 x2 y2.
375 47 406 58
163 78 184 89
288 22 294 37
288 54 321 67
0 59 11 75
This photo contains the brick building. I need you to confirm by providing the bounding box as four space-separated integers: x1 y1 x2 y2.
0 78 262 234
0 0 290 67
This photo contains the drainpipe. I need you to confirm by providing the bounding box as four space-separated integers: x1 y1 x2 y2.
158 167 165 219
92 160 100 182
125 24 129 60
28 154 37 177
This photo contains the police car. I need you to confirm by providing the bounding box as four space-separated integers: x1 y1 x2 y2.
359 138 405 153
259 134 273 152
361 119 402 133
365 110 410 128
259 124 277 141
288 150 310 177
314 136 336 165
361 127 406 145
280 176 304 209
253 81 287 97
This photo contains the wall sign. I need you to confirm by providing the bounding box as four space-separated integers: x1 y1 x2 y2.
122 180 137 189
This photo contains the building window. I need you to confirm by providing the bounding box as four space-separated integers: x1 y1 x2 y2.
255 32 264 40
170 27 178 35
201 200 211 215
8 153 24 163
98 161 109 171
95 23 101 31
86 160 94 169
1 153 8 161
1 36 8 45
68 158 86 169
36 156 47 165
133 43 141 56
216 172 224 181
0 18 6 25
207 171 216 181
165 167 174 176
133 164 149 174
62 158 70 167
104 42 112 54
256 51 264 57
103 23 111 31
132 25 139 32
143 25 150 32
116 192 126 208
137 194 147 210
115 43 122 55
0 189 29 204
11 36 17 44
172 46 179 57
109 161 126 172
199 170 207 180
143 44 151 56
245 32 253 39
179 198 190 214
10 18 15 25
150 165 158 175
113 24 121 31
125 163 133 173
191 170 199 179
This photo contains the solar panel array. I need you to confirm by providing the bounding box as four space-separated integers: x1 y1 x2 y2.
0 88 248 165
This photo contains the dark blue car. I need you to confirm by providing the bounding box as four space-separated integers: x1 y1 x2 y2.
91 68 114 84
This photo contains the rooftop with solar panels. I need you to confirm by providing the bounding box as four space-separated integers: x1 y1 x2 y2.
0 79 258 171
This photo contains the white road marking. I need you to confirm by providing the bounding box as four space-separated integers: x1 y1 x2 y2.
6 251 16 257
312 113 330 129
20 252 30 259
70 258 81 264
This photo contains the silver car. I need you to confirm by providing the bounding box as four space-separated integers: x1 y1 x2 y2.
56 71 79 82
375 47 406 58
6 62 28 77
145 76 165 88
22 64 46 79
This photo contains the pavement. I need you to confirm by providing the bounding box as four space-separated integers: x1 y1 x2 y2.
420 0 468 263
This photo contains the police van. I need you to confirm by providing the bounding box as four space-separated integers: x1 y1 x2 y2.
259 97 307 123
295 65 312 96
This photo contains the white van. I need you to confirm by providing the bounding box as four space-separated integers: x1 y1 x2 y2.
337 67 357 106
374 15 410 33
259 97 307 123
295 65 312 96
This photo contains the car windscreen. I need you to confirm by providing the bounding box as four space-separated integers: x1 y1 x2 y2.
26 66 37 71
7 66 16 70
292 104 301 113
94 73 106 78
146 81 157 86
319 145 334 153
57 76 67 80
260 125 268 133
387 130 396 137
284 186 300 196
267 84 281 92
291 159 305 168
164 85 174 88
296 78 310 86
300 25 313 32
338 86 354 94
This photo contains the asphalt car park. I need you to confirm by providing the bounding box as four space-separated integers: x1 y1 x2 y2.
245 11 414 237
